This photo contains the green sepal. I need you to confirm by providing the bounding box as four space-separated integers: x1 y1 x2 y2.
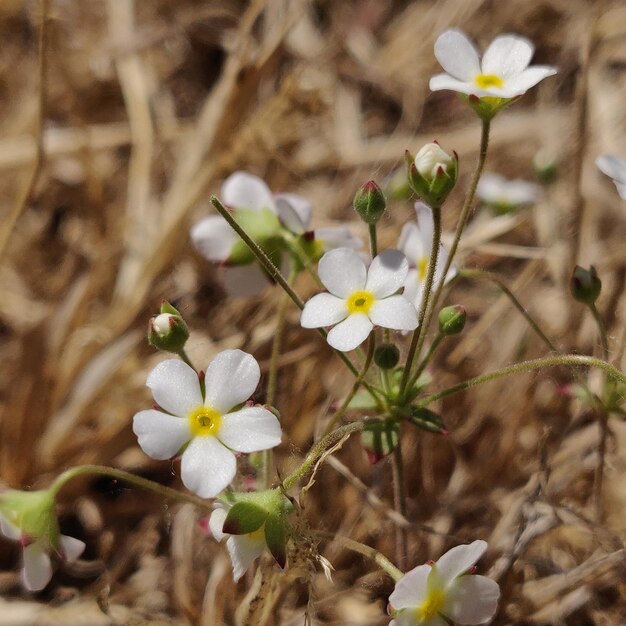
461 94 520 120
409 407 447 434
264 513 287 568
227 208 283 265
222 501 269 535
348 389 380 410
361 420 399 464
0 490 59 548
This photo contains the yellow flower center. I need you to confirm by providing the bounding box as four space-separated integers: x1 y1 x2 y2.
416 588 446 621
417 256 428 282
474 73 504 89
346 290 375 314
188 406 222 437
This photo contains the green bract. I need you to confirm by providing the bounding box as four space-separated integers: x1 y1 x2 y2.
0 489 59 547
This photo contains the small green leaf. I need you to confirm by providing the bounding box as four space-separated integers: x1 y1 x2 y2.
222 501 268 535
409 407 447 434
361 421 399 464
264 514 287 568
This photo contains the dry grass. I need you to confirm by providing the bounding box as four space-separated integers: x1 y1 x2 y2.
1 0 626 624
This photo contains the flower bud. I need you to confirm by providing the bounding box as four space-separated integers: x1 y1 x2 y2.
570 266 601 305
148 301 189 353
353 180 386 225
438 305 467 335
374 343 400 370
407 143 458 207
361 421 399 464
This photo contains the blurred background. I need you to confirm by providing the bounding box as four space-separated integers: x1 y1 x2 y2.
1 0 626 624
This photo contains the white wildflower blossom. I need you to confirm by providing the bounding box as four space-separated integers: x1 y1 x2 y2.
596 154 626 200
133 349 282 498
477 172 540 212
301 248 418 352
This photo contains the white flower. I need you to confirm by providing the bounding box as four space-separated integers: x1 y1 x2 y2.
415 143 455 181
389 540 499 626
0 512 85 592
430 30 556 99
133 349 282 498
398 203 456 313
301 248 418 351
596 154 626 200
477 172 540 211
208 503 266 581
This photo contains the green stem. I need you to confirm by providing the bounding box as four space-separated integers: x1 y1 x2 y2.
420 354 626 407
589 303 610 362
323 336 377 437
391 440 408 571
400 206 441 399
414 119 491 373
177 348 196 370
312 530 403 582
49 465 212 511
407 333 444 392
282 421 365 491
459 268 558 353
368 223 378 257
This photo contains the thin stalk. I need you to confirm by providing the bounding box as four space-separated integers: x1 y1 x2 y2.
414 119 491 370
282 421 365 491
391 440 408 571
419 354 626 407
399 206 441 399
177 348 196 371
407 333 444 392
49 465 212 511
368 223 378 257
283 235 324 289
322 336 377 437
312 530 403 581
589 303 610 362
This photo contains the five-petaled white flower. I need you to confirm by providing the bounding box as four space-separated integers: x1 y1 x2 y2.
477 172 540 213
429 30 556 99
0 508 85 592
133 349 282 498
596 154 626 200
208 503 266 582
388 540 499 626
398 203 456 314
191 172 361 296
301 248 418 352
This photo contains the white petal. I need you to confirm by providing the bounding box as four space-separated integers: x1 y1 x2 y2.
481 34 533 77
326 314 373 352
133 410 191 460
398 223 426 264
614 181 626 200
301 293 348 328
226 534 265 582
389 564 431 610
222 264 270 297
274 193 312 233
415 202 435 252
180 436 237 498
0 514 21 541
434 30 481 80
497 65 557 97
318 248 367 297
597 154 626 184
403 269 424 310
147 360 202 417
221 171 276 213
218 406 282 453
444 575 500 624
59 535 85 562
22 543 52 592
209 507 228 542
204 349 260 414
190 216 239 262
477 173 507 203
369 296 418 331
314 227 363 251
436 540 488 585
429 73 478 95
365 249 408 298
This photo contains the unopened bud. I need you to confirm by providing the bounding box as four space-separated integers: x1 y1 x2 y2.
374 343 400 370
353 180 386 224
407 143 458 207
148 302 189 353
570 266 601 305
438 305 466 335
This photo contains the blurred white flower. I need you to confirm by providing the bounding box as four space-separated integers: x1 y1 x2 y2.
301 248 418 351
430 30 556 99
389 540 499 626
477 172 540 213
0 503 84 592
596 154 626 200
398 203 456 313
208 503 266 582
133 349 281 498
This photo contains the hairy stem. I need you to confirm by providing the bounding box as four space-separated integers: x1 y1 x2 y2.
391 441 408 571
368 223 378 258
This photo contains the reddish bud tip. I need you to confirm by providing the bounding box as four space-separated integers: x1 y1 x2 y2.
222 520 242 535
198 370 205 383
469 94 480 103
198 517 211 535
366 449 384 465
303 230 315 242
439 428 449 436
